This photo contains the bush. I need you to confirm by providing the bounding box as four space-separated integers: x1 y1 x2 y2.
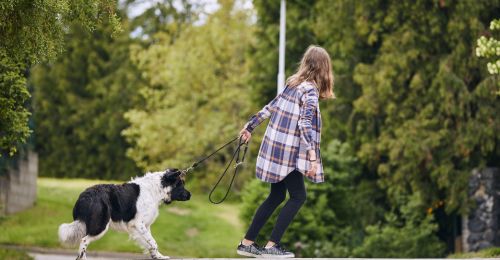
353 214 445 257
448 247 500 258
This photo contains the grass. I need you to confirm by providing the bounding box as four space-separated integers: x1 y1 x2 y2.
0 178 244 258
0 248 32 260
448 247 500 258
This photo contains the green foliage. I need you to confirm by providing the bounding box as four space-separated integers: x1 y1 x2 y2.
0 50 31 156
0 0 121 64
128 0 194 41
354 191 445 257
31 13 139 179
246 0 500 257
249 0 318 106
476 19 500 75
354 214 445 258
123 0 254 188
0 0 120 156
348 0 500 215
313 0 381 141
448 246 500 258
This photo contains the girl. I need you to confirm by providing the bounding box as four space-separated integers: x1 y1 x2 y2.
237 45 335 258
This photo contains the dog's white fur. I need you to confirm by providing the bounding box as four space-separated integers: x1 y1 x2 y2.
59 172 174 260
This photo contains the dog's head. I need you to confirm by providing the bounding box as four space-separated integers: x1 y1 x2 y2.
161 168 191 204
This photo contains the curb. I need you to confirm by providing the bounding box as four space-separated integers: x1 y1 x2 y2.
0 244 147 259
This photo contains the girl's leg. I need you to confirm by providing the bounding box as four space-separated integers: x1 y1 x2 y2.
244 181 287 243
268 170 306 244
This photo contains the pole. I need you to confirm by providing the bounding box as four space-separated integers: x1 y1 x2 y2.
277 0 286 94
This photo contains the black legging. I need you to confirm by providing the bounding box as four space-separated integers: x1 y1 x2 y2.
244 169 306 243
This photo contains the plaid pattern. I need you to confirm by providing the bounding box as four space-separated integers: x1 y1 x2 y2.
245 81 324 183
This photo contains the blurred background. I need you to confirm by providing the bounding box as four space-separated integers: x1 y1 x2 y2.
0 0 499 259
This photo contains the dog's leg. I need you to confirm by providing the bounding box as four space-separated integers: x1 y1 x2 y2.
130 223 169 259
76 223 110 260
76 235 89 260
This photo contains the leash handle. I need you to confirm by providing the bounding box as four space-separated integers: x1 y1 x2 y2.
208 137 248 204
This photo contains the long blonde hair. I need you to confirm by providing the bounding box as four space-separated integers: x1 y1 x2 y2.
286 45 335 99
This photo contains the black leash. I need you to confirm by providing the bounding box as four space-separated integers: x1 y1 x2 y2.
181 136 248 204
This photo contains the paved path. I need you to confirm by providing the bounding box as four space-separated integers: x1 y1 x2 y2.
28 252 150 260
29 253 114 260
2 245 146 259
27 254 500 260
6 245 500 260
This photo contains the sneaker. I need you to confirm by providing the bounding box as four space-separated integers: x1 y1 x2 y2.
261 243 295 258
237 241 262 258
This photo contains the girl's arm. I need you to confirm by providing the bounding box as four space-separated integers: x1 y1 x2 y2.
244 93 282 133
298 87 319 152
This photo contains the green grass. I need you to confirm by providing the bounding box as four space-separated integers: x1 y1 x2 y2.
448 247 500 258
0 248 32 260
0 178 244 258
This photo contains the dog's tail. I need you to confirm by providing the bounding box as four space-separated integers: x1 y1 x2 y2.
58 221 86 246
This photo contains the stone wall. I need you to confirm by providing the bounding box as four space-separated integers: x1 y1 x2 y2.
0 151 38 215
462 167 500 252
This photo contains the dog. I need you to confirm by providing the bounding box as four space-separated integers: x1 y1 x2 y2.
58 169 191 259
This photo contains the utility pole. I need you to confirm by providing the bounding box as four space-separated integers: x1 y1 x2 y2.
277 0 286 94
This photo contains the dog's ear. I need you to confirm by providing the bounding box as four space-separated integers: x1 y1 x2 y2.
161 169 181 187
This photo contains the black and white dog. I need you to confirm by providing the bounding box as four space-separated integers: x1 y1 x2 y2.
58 169 190 260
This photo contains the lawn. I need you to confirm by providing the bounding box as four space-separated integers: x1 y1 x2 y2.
0 248 32 260
0 178 244 258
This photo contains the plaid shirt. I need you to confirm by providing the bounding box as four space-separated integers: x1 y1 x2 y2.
245 82 324 183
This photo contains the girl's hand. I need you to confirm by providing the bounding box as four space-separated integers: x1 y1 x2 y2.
306 160 318 178
306 149 317 177
239 128 252 143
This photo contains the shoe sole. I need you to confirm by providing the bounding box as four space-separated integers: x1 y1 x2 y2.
237 249 260 258
260 253 295 258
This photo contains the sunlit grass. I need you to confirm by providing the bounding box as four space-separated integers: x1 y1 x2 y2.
0 178 244 258
0 248 32 260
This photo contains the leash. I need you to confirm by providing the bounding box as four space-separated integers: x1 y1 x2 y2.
180 136 249 204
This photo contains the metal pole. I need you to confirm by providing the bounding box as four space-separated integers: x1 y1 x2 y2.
277 0 286 94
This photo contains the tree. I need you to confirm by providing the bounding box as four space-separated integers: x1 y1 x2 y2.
0 0 120 156
249 0 318 104
313 0 499 255
347 0 500 215
126 0 194 44
244 0 500 256
31 11 139 179
123 0 255 189
0 51 30 156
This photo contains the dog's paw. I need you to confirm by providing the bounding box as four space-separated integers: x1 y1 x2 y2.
76 253 87 260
